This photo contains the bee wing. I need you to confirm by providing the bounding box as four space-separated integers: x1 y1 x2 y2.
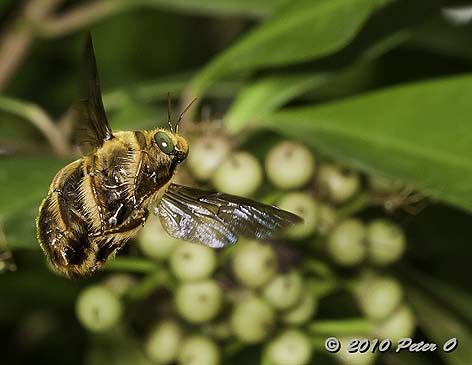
155 184 302 248
74 33 113 154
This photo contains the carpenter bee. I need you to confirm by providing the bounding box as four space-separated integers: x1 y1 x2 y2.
36 35 301 278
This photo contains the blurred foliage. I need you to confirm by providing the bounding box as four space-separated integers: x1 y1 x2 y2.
1 0 472 364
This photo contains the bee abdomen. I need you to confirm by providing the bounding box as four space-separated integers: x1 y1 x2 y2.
37 159 98 277
37 194 90 273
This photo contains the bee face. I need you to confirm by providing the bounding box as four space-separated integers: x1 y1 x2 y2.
152 129 189 164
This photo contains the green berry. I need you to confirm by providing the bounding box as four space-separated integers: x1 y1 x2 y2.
374 305 416 342
265 141 315 190
318 164 360 204
138 216 180 260
170 242 217 281
175 280 222 323
317 204 338 235
278 192 318 240
366 219 406 266
282 285 317 325
231 295 275 343
263 270 303 310
145 320 183 364
264 330 312 365
327 219 366 266
232 241 278 288
76 285 123 332
336 338 378 365
355 276 403 320
178 335 220 365
103 273 136 297
212 151 262 197
186 135 231 181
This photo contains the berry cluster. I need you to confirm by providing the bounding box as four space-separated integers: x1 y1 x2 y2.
75 135 418 365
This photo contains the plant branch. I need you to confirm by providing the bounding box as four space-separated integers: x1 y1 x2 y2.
0 0 64 91
37 0 137 38
0 96 70 157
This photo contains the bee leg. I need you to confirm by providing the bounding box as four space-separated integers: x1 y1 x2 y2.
131 148 153 209
95 208 149 236
132 151 145 208
87 156 106 234
95 239 121 264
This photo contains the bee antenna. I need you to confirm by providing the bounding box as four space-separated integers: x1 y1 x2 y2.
176 98 197 133
167 92 173 132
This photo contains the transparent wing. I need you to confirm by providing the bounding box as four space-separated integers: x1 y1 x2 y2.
155 184 302 248
74 33 113 155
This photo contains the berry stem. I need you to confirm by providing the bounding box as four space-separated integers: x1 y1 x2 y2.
308 318 373 336
336 192 371 219
126 270 174 301
105 257 160 273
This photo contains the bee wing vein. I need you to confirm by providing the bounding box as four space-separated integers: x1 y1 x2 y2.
155 184 301 248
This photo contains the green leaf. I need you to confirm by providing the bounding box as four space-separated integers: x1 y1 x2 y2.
2 206 39 249
411 15 472 61
0 158 65 215
405 268 472 324
224 29 410 133
406 282 472 365
108 98 163 131
0 158 66 249
187 0 378 96
134 0 290 17
260 74 472 213
225 73 330 132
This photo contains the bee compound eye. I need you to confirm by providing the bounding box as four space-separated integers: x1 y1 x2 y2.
154 131 175 155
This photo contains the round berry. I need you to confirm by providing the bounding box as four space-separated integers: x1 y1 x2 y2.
212 151 263 197
175 280 222 323
231 295 275 343
317 203 338 235
232 241 278 288
76 285 123 332
170 242 217 281
335 338 378 365
265 141 315 190
374 305 416 342
138 216 180 260
278 192 318 240
178 335 220 365
327 219 366 266
264 329 312 365
318 164 360 204
263 270 303 310
186 135 231 181
145 320 183 364
281 286 317 325
355 276 403 320
103 273 136 297
366 219 406 266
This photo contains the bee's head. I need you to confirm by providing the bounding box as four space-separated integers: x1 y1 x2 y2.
153 129 188 164
153 93 195 165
